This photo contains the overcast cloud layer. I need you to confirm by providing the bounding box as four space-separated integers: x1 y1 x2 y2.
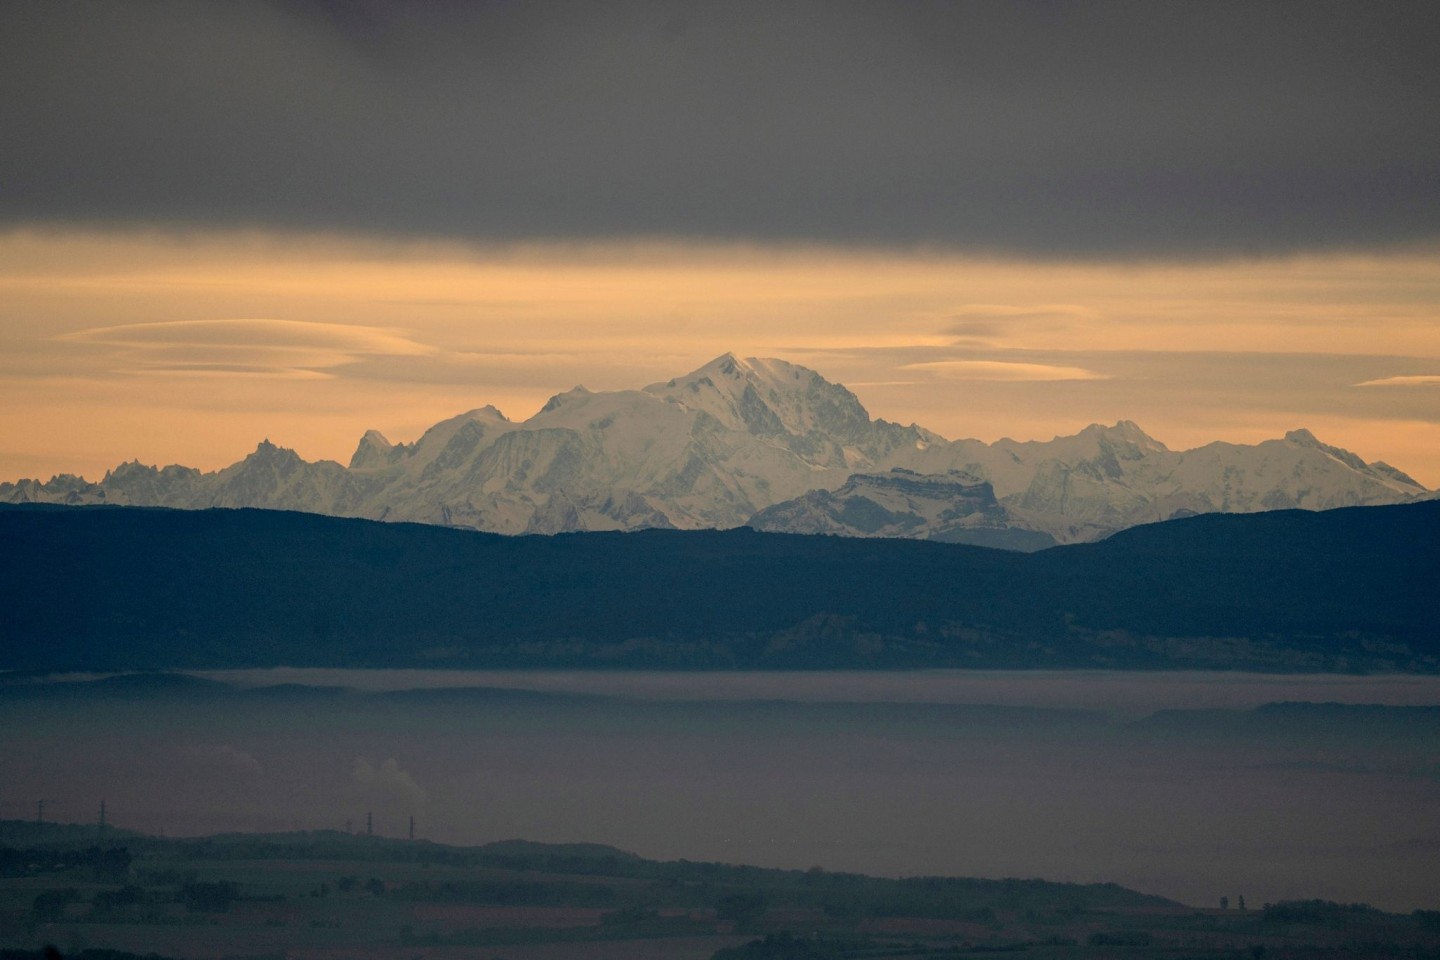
4 0 1439 256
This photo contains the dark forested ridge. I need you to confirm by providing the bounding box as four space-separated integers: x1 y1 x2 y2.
1 501 1436 672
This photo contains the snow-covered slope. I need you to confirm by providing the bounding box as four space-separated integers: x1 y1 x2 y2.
1 354 1427 544
881 420 1425 542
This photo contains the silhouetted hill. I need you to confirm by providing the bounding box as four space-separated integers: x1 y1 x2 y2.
1 502 1435 671
0 819 1179 913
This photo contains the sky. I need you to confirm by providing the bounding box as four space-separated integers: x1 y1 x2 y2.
2 1 1439 485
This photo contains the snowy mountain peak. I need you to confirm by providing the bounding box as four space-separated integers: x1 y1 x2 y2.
646 353 874 444
1371 461 1423 488
646 353 765 396
1068 420 1165 449
1283 427 1373 474
102 459 154 482
709 351 750 374
467 404 509 423
349 429 395 470
240 439 304 468
538 386 593 416
1099 420 1168 452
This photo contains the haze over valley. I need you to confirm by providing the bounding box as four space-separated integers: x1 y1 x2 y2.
5 669 1440 915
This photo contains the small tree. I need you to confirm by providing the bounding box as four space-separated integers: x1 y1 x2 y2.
1220 896 1230 910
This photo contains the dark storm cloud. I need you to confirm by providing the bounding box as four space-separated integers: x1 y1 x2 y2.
3 0 1438 256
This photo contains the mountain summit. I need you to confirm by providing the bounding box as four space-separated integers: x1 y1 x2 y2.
1 355 1427 544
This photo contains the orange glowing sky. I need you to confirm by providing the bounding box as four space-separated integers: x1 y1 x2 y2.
4 4 1440 490
3 229 1438 488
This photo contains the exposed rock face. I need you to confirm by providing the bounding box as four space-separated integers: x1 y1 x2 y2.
1 354 1427 545
749 469 1057 551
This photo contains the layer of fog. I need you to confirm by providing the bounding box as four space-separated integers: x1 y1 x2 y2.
2 670 1436 912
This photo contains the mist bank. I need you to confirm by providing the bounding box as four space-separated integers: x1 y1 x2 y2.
2 500 1437 673
3 672 1439 911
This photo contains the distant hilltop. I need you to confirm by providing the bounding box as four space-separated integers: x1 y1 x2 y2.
1 353 1427 547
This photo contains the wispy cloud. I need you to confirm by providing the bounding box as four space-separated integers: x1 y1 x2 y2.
1354 375 1440 388
902 360 1109 382
941 305 1097 343
58 318 434 379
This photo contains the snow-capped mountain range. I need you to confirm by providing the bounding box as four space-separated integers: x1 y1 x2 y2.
2 354 1427 546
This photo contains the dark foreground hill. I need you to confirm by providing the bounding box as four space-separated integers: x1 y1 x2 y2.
7 820 1440 960
0 818 1175 911
1 501 1436 672
0 821 1184 960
